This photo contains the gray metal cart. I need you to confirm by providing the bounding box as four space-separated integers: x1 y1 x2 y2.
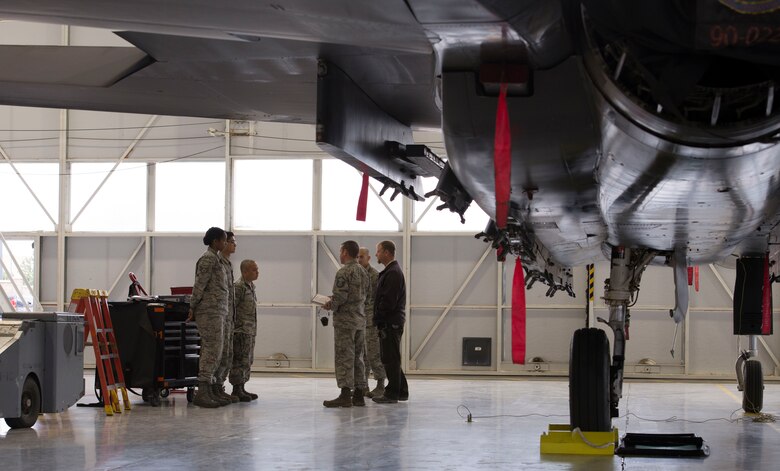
0 312 85 428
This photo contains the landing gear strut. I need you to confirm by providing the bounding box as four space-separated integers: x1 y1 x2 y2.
569 247 655 431
732 254 771 414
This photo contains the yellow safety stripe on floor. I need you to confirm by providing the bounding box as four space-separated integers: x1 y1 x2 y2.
716 384 741 404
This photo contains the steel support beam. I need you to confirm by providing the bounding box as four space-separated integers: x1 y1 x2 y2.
368 177 402 228
318 238 341 270
311 234 318 369
224 119 233 230
106 239 145 297
412 197 440 232
57 25 69 310
402 195 413 369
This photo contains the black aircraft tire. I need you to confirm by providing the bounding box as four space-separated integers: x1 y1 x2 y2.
5 375 41 429
569 328 611 432
743 359 763 413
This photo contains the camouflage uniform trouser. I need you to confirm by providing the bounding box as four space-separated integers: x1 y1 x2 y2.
195 313 225 384
334 326 367 390
364 321 386 384
214 312 234 384
229 332 256 385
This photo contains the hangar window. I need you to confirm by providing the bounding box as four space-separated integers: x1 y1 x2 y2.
320 159 402 231
233 159 313 231
0 163 59 231
155 161 225 232
70 162 146 232
413 177 490 232
0 238 36 311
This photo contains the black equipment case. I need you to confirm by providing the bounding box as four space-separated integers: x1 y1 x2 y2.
107 300 200 406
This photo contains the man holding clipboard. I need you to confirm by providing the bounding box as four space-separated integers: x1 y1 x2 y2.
321 240 369 408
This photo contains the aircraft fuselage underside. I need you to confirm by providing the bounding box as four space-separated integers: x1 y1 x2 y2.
443 56 780 270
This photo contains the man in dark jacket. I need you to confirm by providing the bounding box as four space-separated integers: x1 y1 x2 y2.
372 240 409 403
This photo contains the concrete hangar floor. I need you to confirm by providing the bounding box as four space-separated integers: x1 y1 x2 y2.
0 374 778 470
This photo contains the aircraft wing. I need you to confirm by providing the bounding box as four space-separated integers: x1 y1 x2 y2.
0 2 439 126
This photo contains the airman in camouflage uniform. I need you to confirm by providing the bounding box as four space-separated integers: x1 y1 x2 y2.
323 240 369 408
190 227 230 408
230 259 259 402
358 247 385 398
213 232 238 404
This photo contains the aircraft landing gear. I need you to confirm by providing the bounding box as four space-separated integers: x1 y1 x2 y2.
732 254 772 414
569 327 611 431
735 336 764 413
569 246 654 431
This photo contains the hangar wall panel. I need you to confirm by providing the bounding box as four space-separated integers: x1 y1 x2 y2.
411 309 496 371
502 308 585 366
255 307 313 367
151 236 205 294
688 311 736 375
315 319 335 370
410 237 496 306
66 237 145 301
247 236 313 304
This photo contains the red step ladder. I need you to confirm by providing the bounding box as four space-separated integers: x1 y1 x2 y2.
69 288 131 416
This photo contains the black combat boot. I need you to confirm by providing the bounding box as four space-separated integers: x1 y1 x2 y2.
220 383 240 403
231 384 252 402
245 387 259 400
370 379 385 398
193 381 220 408
323 388 353 408
210 384 233 406
352 388 366 407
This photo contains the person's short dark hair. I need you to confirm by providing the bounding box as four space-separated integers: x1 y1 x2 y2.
226 231 235 239
341 240 359 258
240 259 256 272
378 240 395 256
203 227 226 246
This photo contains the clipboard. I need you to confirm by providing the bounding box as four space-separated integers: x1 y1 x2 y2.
311 294 331 306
